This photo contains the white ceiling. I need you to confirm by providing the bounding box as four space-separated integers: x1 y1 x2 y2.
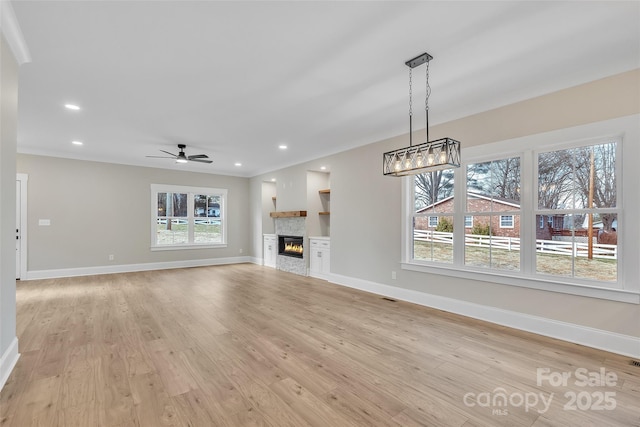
12 1 640 177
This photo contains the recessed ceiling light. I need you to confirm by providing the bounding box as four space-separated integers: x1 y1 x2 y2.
271 178 276 182
234 162 242 167
65 104 81 111
320 166 326 170
278 144 287 150
71 140 83 146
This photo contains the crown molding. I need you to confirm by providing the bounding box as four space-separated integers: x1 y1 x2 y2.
1 0 31 65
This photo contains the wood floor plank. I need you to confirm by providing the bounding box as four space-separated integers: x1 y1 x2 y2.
9 374 61 427
3 264 638 427
321 386 402 427
94 347 137 426
392 406 469 427
0 349 39 423
171 388 237 427
269 377 357 427
145 339 199 397
129 372 185 426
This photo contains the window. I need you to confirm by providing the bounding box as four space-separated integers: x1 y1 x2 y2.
536 142 618 282
500 215 514 228
402 115 636 303
464 216 473 228
465 157 521 271
413 170 455 263
151 184 227 249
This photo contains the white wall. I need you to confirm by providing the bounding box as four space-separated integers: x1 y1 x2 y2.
261 181 276 234
0 34 19 387
16 155 252 276
250 70 640 355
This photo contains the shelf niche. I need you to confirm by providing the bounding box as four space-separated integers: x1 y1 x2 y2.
319 189 330 215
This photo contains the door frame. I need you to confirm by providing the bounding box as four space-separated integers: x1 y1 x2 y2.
16 173 28 280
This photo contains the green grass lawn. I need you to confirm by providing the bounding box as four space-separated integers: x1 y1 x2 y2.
156 223 222 245
414 241 616 281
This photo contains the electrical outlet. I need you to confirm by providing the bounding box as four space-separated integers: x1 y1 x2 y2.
108 254 114 261
391 271 397 280
239 248 243 254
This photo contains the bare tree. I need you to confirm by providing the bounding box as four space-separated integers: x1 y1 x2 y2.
466 158 520 201
573 143 617 231
415 170 454 210
493 157 521 201
537 150 574 209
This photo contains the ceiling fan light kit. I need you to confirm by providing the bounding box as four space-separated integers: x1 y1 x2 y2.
147 143 212 164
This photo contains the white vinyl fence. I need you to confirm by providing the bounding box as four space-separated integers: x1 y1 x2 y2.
414 230 617 260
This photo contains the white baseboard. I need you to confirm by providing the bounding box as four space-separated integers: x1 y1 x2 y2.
25 256 252 280
328 273 640 359
250 257 263 265
309 272 330 281
0 337 19 391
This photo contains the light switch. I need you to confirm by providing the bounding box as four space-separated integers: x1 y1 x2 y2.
38 219 51 226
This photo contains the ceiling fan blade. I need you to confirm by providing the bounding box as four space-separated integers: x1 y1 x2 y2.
189 158 213 164
146 155 177 159
188 154 209 160
159 150 178 157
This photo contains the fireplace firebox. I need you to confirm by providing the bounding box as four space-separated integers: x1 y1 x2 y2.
278 235 304 258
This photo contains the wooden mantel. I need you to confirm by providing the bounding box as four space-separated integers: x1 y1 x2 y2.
270 210 307 218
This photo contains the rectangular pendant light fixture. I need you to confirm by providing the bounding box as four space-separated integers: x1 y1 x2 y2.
383 137 461 176
383 52 461 176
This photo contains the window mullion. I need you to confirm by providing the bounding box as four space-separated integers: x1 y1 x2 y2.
187 193 195 243
453 167 465 266
520 150 534 275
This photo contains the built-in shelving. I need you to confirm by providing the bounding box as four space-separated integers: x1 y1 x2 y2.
319 189 330 215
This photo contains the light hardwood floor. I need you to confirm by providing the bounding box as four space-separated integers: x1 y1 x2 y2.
1 264 639 426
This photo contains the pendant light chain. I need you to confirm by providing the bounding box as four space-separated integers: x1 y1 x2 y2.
408 67 413 147
425 58 431 143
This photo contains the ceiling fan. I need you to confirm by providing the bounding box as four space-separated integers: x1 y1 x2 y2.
147 144 212 164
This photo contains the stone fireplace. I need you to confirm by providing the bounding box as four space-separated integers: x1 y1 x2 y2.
274 217 306 276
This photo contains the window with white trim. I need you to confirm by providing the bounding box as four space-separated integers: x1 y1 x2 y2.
464 215 473 228
413 170 455 263
536 142 618 282
500 215 514 228
151 184 227 249
403 116 635 303
465 156 521 271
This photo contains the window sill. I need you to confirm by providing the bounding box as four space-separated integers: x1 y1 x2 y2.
151 244 227 251
401 262 639 304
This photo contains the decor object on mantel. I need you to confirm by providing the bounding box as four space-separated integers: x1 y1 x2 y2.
269 211 307 218
383 52 461 176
